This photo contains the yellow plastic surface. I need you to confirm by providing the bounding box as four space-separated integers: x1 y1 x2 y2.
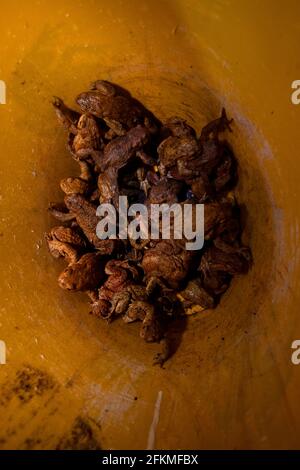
0 0 300 449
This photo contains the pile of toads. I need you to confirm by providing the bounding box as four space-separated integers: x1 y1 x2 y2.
46 80 251 365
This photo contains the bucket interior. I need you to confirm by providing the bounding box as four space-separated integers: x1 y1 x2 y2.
0 0 300 450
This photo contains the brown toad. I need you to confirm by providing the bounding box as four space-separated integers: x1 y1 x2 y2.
58 252 106 291
76 80 158 137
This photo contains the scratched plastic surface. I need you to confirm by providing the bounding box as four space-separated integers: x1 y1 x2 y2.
0 0 300 449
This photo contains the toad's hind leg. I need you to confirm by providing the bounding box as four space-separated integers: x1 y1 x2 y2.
153 337 171 367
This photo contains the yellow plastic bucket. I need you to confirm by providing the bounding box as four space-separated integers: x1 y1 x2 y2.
0 0 300 450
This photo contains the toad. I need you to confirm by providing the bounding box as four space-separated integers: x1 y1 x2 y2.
157 109 236 201
46 226 86 263
64 193 119 254
146 178 183 205
58 252 106 291
198 241 251 296
142 239 195 291
76 80 158 137
69 113 104 164
98 125 156 206
100 125 154 172
157 133 200 179
199 107 233 142
53 97 80 134
161 116 197 139
91 259 140 320
178 278 216 310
